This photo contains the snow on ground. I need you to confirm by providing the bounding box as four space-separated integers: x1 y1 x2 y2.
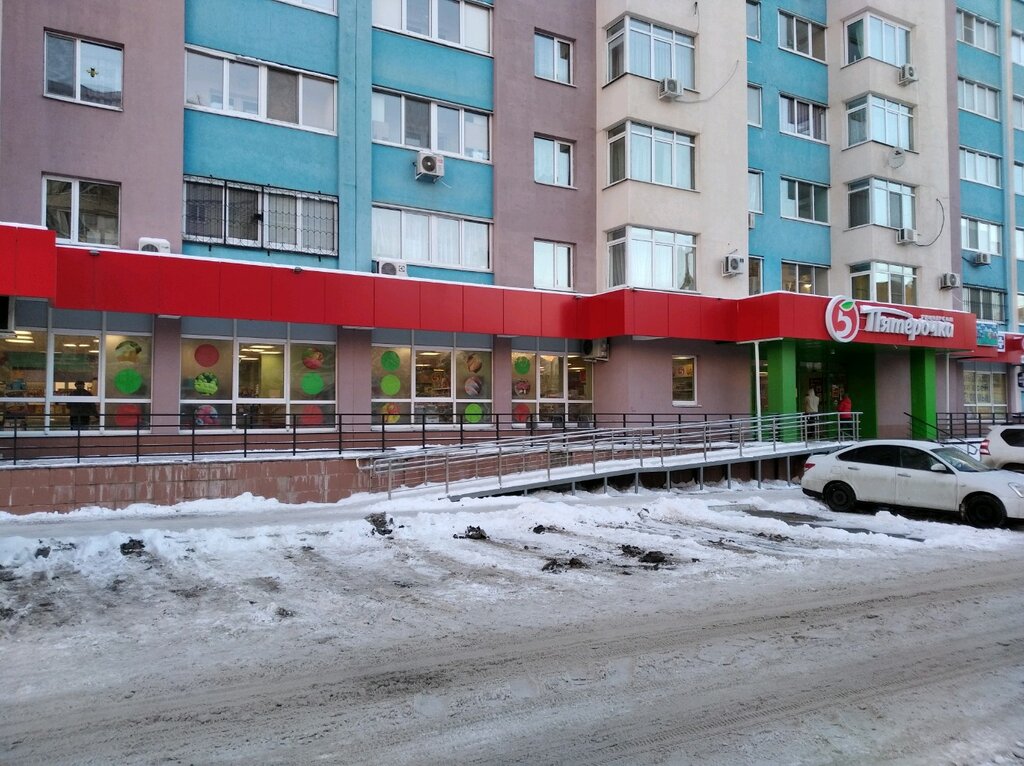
1 480 1024 764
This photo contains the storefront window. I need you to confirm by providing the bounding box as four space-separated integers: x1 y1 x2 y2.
512 350 593 425
963 366 1007 417
672 355 696 404
0 330 47 431
289 343 336 427
181 338 235 429
103 335 151 429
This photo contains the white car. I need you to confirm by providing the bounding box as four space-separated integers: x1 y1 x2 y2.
800 439 1024 528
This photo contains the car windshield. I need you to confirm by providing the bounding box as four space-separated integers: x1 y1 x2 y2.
933 447 992 473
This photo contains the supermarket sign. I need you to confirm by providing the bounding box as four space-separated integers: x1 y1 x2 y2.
825 296 955 345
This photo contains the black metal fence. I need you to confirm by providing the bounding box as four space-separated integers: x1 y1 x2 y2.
933 412 1016 440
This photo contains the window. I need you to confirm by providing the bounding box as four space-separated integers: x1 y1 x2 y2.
672 356 696 404
183 178 337 255
964 286 1006 322
372 206 489 270
748 256 763 295
845 15 910 66
780 95 827 141
534 136 573 186
850 261 917 305
964 365 1008 417
960 147 1001 187
746 2 760 40
778 11 825 62
44 32 123 108
1013 164 1023 194
535 32 572 84
1017 228 1024 259
747 84 762 126
961 217 1002 256
606 17 695 89
44 176 119 246
748 170 763 213
608 122 695 190
277 0 336 12
848 178 914 229
534 240 572 290
1014 32 1024 64
846 95 913 150
372 0 491 53
957 10 998 53
782 262 828 295
780 178 828 223
607 226 696 291
958 78 999 120
510 346 593 425
1018 294 1024 326
185 49 336 132
371 90 490 160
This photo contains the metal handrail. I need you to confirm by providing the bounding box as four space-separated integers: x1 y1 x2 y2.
905 411 980 456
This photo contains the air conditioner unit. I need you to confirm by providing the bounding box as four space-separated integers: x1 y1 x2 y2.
582 337 610 361
375 258 409 278
747 212 756 230
138 237 171 253
898 63 918 85
722 254 744 276
974 251 992 266
939 272 961 290
415 151 445 180
896 228 918 245
0 295 13 335
658 77 684 100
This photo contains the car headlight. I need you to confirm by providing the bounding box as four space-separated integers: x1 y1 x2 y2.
1009 482 1024 499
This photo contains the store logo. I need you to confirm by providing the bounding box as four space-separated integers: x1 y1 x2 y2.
825 295 954 344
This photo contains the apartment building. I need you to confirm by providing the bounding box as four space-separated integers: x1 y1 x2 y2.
0 0 1017 448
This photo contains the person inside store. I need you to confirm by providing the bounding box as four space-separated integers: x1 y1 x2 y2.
838 391 853 438
68 380 98 430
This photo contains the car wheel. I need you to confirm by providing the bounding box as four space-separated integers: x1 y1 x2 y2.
823 482 857 514
962 494 1007 529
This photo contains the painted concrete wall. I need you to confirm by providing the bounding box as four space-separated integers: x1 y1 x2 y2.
492 0 598 292
0 0 185 250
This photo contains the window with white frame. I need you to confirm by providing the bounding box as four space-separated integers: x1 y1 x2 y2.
782 262 828 295
780 178 828 223
608 122 695 190
964 364 1007 417
780 95 827 141
961 217 1002 256
183 177 337 255
846 95 913 150
1015 163 1024 194
534 136 573 186
957 78 1000 119
372 0 491 53
533 240 572 291
185 49 336 132
1019 294 1024 326
748 170 763 213
45 32 123 108
276 0 336 12
1014 97 1024 130
848 178 915 229
957 10 998 53
845 14 910 66
850 261 917 305
1017 228 1024 259
372 206 490 270
960 147 1001 187
671 356 696 404
746 2 760 40
371 90 490 160
607 226 696 291
964 286 1006 322
748 256 763 295
778 11 825 62
606 17 695 88
747 84 762 126
535 32 572 84
510 345 594 425
1014 31 1024 64
44 176 120 246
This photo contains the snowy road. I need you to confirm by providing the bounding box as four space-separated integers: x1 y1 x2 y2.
2 485 1024 764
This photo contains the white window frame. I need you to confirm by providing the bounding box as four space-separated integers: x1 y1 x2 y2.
747 84 762 127
746 2 761 41
44 32 124 110
780 178 829 224
1015 163 1024 196
372 206 491 271
606 226 697 292
781 261 829 296
748 170 763 213
957 78 1000 120
846 94 913 150
778 10 826 62
606 17 696 89
748 256 763 296
957 10 999 54
961 217 1002 256
844 14 910 66
959 147 1001 188
183 177 338 256
1013 97 1024 130
185 47 337 134
371 0 492 54
371 89 491 161
780 94 827 142
274 0 337 14
847 177 915 230
1013 31 1024 64
534 31 573 85
533 240 573 291
850 261 917 305
671 355 697 406
43 175 121 246
607 122 695 191
534 136 573 187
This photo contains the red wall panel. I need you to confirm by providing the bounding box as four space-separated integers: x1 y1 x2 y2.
324 273 375 327
218 262 275 320
418 282 464 331
462 285 504 334
155 256 224 318
373 278 421 329
502 291 543 336
270 268 327 325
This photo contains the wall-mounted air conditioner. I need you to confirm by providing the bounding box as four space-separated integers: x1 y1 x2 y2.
896 228 918 245
974 251 992 266
898 63 918 85
415 151 445 180
375 258 409 277
582 337 610 361
138 237 171 253
658 78 684 100
939 272 961 289
722 254 744 276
